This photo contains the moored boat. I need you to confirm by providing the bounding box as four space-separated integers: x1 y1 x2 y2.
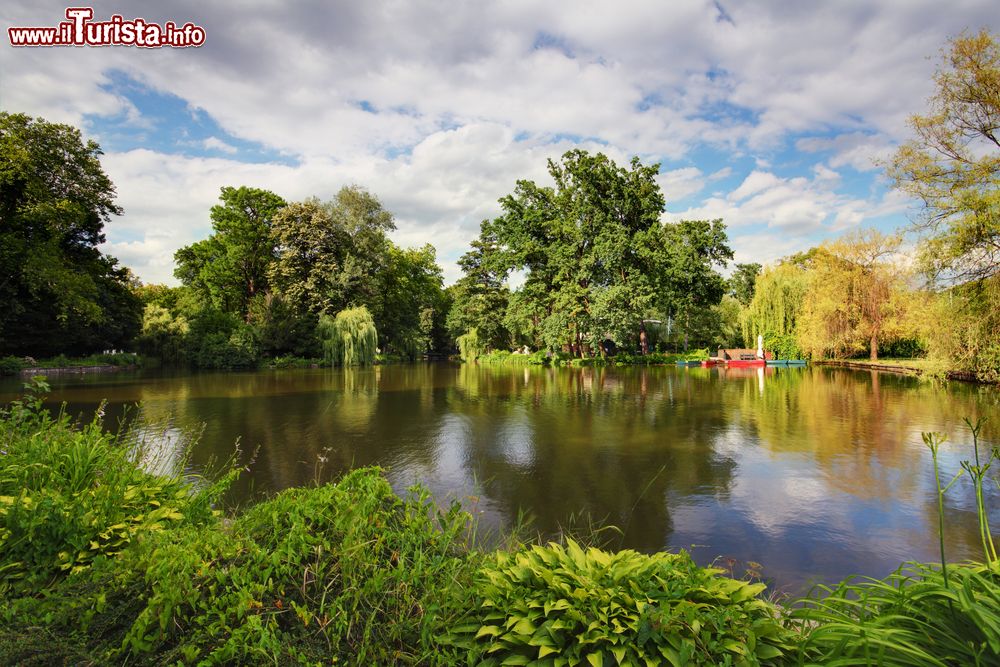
725 359 766 367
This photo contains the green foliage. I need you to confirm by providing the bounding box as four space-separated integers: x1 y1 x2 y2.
0 112 141 357
184 310 261 370
794 419 1000 664
0 357 23 376
319 306 378 366
488 150 671 353
656 219 734 351
269 187 395 318
103 469 477 665
740 262 809 351
478 350 549 366
447 221 512 351
0 385 225 594
885 29 1000 283
793 561 1000 665
136 304 189 363
729 263 762 306
379 244 448 358
446 540 795 666
762 333 802 361
174 186 288 320
457 328 485 363
612 349 708 366
921 277 1000 380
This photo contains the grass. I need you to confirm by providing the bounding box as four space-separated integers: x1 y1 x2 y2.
1 381 998 665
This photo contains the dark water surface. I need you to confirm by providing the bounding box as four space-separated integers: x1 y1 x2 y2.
4 362 999 593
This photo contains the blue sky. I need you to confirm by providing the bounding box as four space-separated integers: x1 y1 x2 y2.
2 0 997 284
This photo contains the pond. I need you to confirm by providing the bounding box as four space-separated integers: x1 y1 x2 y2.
3 362 998 594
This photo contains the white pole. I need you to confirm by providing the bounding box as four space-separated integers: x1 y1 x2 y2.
757 334 764 359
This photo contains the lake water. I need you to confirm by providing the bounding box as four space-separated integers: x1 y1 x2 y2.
3 362 998 594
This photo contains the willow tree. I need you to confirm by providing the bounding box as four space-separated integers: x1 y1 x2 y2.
456 328 484 363
796 230 910 360
318 306 378 366
739 262 809 356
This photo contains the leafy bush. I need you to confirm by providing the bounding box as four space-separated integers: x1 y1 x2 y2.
188 326 260 370
763 333 803 360
446 540 795 666
793 561 1000 665
0 383 227 594
108 469 475 664
479 350 550 366
0 357 22 376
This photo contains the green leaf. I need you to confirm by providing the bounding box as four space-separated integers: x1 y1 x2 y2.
477 625 503 639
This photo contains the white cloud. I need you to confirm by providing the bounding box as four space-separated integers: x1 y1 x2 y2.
3 0 995 284
202 136 238 154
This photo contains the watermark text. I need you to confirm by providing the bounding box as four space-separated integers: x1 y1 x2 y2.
8 7 205 48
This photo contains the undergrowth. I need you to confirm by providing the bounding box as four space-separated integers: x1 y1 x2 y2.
2 382 998 665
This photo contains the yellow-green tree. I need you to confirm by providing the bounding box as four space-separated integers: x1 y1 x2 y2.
739 262 810 358
319 306 378 366
797 230 910 360
885 29 999 283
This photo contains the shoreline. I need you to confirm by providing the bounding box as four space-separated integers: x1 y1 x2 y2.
813 359 989 384
19 364 138 376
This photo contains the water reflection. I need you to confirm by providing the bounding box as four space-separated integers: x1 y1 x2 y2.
2 363 997 593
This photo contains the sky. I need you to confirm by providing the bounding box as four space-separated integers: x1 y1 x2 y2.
2 1 998 286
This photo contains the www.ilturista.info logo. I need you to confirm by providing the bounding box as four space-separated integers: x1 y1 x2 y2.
8 7 205 48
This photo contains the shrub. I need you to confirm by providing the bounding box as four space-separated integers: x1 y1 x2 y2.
0 357 22 376
0 384 228 594
445 540 796 666
793 561 1000 665
115 469 478 664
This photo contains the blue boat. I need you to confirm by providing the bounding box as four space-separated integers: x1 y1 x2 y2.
675 360 702 366
767 359 807 366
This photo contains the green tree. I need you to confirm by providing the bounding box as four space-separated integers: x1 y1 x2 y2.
0 112 140 356
319 305 378 366
174 186 287 320
378 244 447 358
728 262 762 305
655 219 733 351
269 187 394 317
489 150 666 355
446 221 511 351
739 261 810 357
885 29 1000 283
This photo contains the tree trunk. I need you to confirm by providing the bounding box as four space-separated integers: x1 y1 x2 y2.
870 331 878 361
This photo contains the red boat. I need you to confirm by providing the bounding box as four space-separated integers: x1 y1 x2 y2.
701 359 720 367
725 359 766 367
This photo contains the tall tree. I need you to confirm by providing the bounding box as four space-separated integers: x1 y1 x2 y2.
0 112 140 355
885 29 1000 283
269 186 394 317
174 186 287 320
728 262 762 306
654 219 733 351
446 220 511 351
378 243 447 357
797 230 909 360
739 261 810 356
489 150 666 355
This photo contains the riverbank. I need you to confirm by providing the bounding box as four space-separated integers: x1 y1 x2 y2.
814 358 992 383
2 388 998 665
